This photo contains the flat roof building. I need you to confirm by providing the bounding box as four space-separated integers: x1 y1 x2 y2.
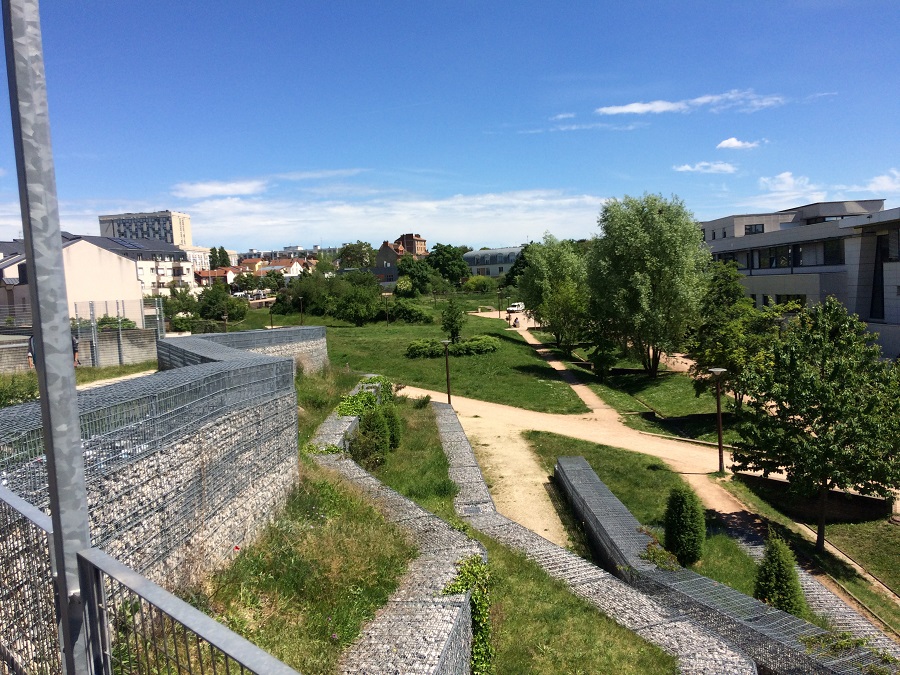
99 210 193 247
700 199 900 356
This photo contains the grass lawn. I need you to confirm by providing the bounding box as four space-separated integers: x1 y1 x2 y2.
370 398 678 674
722 476 900 636
324 315 588 414
524 431 760 598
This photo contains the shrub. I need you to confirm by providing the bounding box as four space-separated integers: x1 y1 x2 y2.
349 406 390 468
405 335 501 359
449 335 500 356
412 394 431 409
405 339 444 359
336 391 378 417
663 485 705 566
362 375 395 402
754 534 808 617
0 372 39 408
382 403 402 449
392 299 433 324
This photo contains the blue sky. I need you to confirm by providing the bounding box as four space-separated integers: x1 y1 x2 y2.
0 1 897 252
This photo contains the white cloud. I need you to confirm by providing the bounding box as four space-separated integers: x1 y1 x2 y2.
737 172 826 210
172 179 268 199
596 89 785 115
183 190 607 250
549 113 575 121
674 162 737 174
716 137 759 150
275 169 367 181
839 169 900 194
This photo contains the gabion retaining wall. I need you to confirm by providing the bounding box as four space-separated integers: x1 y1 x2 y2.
0 331 301 589
164 326 329 374
308 379 481 675
431 403 758 675
555 456 894 675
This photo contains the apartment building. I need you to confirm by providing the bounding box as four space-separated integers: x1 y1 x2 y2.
701 199 900 355
99 210 193 247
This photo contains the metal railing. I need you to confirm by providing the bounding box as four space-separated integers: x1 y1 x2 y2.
79 548 296 675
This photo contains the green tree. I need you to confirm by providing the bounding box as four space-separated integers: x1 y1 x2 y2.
734 296 900 551
462 275 497 294
197 283 248 322
503 243 531 288
234 272 259 292
162 284 198 319
338 240 375 269
209 247 220 270
260 270 285 291
217 246 230 268
441 297 466 343
332 270 380 326
754 535 807 617
688 262 796 410
518 234 589 355
427 243 470 285
663 485 705 566
587 193 710 377
397 255 433 296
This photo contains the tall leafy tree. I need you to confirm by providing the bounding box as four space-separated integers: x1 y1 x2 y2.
734 296 900 551
338 240 375 269
426 243 469 285
233 272 259 292
209 247 220 270
518 234 589 355
688 261 795 410
397 255 433 295
217 246 230 268
197 283 248 322
587 193 710 377
503 243 531 288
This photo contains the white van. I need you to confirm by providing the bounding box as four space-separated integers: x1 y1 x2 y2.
506 302 525 313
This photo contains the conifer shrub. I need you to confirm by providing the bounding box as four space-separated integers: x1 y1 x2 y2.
754 534 808 617
382 403 402 449
349 406 390 468
663 485 706 566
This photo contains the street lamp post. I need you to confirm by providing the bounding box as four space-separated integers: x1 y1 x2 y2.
269 306 274 329
497 289 502 319
709 367 727 473
223 311 228 333
299 296 304 326
441 339 452 405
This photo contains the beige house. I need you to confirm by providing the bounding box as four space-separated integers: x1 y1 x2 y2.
99 210 193 247
0 238 144 322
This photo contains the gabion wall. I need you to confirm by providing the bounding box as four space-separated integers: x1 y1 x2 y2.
0 329 311 590
555 456 893 675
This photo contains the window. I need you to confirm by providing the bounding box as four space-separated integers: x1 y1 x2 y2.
749 294 757 307
823 239 844 265
701 228 706 240
744 223 764 235
712 231 716 240
722 228 727 238
776 294 806 306
498 267 504 273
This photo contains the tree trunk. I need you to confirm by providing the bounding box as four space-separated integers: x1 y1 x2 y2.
816 480 828 552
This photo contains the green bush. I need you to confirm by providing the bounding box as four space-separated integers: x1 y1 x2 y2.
0 372 39 408
444 555 494 674
336 391 378 417
754 534 808 617
412 394 431 409
663 485 705 566
349 406 390 468
405 335 501 359
382 403 402 449
362 375 395 402
391 299 433 324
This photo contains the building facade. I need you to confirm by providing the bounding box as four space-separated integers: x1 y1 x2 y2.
700 199 900 355
463 246 523 278
99 211 193 247
395 233 427 258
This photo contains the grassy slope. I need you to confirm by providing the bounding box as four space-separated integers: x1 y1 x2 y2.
524 431 759 597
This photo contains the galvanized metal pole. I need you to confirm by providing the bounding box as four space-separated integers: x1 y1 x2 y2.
2 1 91 673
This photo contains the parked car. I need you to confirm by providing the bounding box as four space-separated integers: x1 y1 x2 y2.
506 302 525 313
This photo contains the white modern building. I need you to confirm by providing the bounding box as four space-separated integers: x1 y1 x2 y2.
463 246 523 278
701 199 900 356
